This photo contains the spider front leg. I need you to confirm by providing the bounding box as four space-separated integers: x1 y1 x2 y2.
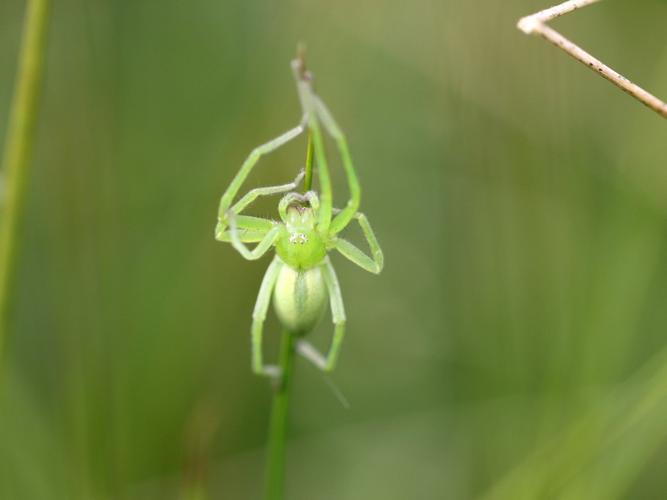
215 215 274 244
218 169 305 260
227 211 280 261
313 97 361 235
252 257 284 378
215 168 304 242
277 190 320 221
296 257 346 372
305 83 383 272
229 169 304 216
332 210 384 274
217 124 305 226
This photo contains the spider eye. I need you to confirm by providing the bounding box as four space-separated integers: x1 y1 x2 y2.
289 232 308 245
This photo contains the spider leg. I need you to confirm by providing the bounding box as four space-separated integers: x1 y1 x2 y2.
277 190 320 221
307 115 333 233
215 215 273 243
216 169 303 243
291 61 334 234
229 169 304 215
332 211 383 274
296 341 327 371
217 124 305 223
313 97 361 235
251 257 284 378
297 257 346 372
228 211 280 260
304 190 320 210
278 192 308 220
304 190 320 221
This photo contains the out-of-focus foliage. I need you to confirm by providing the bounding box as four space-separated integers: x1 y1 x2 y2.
1 0 667 498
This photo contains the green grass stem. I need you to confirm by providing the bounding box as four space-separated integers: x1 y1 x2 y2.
264 330 296 500
303 131 313 192
0 0 51 363
264 130 314 499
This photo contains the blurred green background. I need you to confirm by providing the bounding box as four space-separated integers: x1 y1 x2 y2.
1 0 667 498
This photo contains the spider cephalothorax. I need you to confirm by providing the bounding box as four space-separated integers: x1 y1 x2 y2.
275 196 327 270
215 57 383 377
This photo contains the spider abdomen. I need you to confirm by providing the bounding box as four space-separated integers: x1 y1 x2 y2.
273 263 327 335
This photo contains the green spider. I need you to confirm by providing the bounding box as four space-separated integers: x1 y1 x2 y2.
215 57 384 378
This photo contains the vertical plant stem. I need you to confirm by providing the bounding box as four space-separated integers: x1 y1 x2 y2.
264 330 296 500
0 0 51 361
264 131 314 500
303 131 313 192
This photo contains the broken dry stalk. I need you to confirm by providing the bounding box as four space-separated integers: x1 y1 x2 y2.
517 0 667 119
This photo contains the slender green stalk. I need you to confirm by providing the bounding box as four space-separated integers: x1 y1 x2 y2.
264 330 296 500
303 131 313 192
0 0 51 361
264 133 314 500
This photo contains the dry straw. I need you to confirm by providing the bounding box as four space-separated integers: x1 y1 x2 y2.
518 0 667 119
